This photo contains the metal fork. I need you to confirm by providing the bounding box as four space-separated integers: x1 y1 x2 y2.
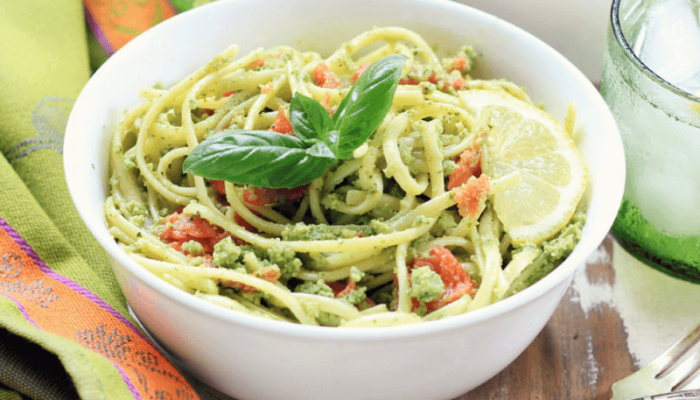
611 322 700 400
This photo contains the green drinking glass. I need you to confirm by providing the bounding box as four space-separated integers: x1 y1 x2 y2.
601 0 700 282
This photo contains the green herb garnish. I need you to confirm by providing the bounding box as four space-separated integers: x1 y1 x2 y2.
182 54 407 188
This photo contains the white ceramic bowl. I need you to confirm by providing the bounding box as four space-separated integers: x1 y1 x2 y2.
456 0 611 83
64 0 625 399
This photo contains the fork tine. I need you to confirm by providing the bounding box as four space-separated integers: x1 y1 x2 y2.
681 368 700 390
664 345 700 391
655 323 700 379
611 322 700 400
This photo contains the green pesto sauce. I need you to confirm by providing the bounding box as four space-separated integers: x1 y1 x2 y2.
182 240 204 255
267 243 302 279
506 212 586 296
281 222 369 241
212 238 301 280
408 266 445 303
213 237 243 269
295 279 334 298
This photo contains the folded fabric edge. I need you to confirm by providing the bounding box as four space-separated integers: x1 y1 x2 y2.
0 299 131 400
0 215 200 399
0 326 81 399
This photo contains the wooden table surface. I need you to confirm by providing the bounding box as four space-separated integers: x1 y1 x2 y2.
185 233 700 400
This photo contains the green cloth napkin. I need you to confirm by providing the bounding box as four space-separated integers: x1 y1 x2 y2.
0 1 207 399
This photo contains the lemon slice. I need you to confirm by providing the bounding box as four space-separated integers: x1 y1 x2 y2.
459 90 588 245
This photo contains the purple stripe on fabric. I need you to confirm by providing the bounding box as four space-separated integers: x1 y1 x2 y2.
5 138 64 157
112 360 144 400
163 0 179 14
84 5 115 55
5 139 33 157
7 144 64 162
0 294 40 329
0 217 150 343
0 216 149 400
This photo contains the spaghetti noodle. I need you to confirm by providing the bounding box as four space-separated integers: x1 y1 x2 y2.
105 27 587 327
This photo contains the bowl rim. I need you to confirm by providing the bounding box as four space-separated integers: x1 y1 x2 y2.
64 0 625 340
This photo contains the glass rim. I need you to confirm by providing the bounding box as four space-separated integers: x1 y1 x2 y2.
610 0 700 102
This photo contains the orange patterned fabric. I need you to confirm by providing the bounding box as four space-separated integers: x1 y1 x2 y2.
0 219 199 399
84 0 178 54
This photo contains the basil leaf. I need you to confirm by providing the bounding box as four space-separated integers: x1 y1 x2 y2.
332 54 407 159
306 141 335 159
185 54 407 190
290 93 335 145
182 130 333 189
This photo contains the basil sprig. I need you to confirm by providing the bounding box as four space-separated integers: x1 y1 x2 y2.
182 54 407 189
